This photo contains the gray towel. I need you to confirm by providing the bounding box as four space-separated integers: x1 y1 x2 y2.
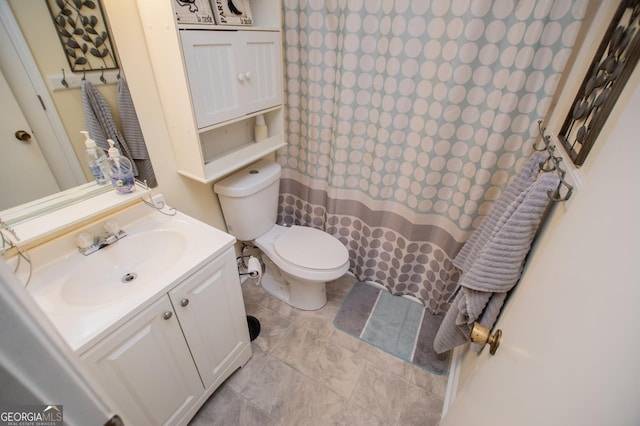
81 80 138 176
454 152 545 273
434 171 559 354
117 78 157 187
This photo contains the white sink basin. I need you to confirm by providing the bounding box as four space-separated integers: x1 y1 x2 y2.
59 230 187 306
22 200 236 352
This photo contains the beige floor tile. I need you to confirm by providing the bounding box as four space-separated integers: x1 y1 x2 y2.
350 362 413 423
279 375 349 426
189 385 276 426
336 401 388 426
304 341 365 399
270 325 326 376
398 388 445 426
191 274 448 425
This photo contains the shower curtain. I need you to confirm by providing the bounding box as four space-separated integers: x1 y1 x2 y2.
277 0 586 314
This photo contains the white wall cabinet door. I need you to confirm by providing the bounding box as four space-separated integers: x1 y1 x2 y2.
181 30 282 129
242 31 283 114
181 30 242 128
80 296 203 426
169 249 250 389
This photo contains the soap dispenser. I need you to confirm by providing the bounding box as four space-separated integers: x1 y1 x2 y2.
107 139 135 194
81 131 109 185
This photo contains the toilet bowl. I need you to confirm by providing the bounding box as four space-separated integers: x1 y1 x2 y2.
213 159 349 310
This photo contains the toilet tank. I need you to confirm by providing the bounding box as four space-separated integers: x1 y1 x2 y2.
213 159 282 241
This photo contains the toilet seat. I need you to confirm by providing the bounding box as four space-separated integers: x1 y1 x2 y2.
274 226 348 270
254 225 349 281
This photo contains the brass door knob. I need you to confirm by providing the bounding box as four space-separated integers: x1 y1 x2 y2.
15 130 32 142
469 322 502 355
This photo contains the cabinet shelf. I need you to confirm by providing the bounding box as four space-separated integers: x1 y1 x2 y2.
196 106 280 134
179 134 286 183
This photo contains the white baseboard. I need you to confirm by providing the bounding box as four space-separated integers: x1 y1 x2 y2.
441 345 463 420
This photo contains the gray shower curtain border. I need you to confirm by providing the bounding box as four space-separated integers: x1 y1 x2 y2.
279 178 463 258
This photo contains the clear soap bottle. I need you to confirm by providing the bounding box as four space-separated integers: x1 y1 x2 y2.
107 139 135 194
81 131 109 185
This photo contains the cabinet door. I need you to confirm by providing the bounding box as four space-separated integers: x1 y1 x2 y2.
169 249 250 389
181 30 282 129
181 30 243 128
242 31 283 114
81 297 203 426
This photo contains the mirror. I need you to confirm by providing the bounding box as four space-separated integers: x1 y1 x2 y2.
0 1 152 216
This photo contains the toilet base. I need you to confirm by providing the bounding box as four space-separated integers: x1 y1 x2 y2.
261 256 327 311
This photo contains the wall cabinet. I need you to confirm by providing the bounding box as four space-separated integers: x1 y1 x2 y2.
80 248 251 426
181 30 282 129
129 0 286 183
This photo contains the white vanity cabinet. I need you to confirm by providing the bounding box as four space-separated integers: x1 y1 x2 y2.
79 296 203 426
80 248 251 426
168 248 250 389
181 30 282 129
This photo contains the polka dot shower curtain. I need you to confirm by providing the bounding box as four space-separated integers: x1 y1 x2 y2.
277 0 586 314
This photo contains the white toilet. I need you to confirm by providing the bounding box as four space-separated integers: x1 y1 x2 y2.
214 159 349 310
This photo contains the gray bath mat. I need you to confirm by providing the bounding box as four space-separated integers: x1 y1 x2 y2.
333 282 450 375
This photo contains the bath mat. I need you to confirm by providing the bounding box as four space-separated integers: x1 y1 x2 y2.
333 282 450 375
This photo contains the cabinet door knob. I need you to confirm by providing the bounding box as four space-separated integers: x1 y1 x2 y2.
238 73 245 82
180 298 189 307
162 311 173 320
245 71 251 80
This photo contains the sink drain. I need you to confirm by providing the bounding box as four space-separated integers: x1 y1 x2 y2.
121 272 137 283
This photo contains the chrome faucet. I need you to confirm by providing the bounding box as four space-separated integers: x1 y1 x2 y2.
76 221 126 256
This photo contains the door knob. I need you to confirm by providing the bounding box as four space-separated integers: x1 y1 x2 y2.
469 322 502 355
14 130 32 142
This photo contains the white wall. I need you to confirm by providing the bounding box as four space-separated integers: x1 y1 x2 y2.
101 0 227 231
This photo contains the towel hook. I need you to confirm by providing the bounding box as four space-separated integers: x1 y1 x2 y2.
82 70 86 81
100 68 107 84
60 69 69 88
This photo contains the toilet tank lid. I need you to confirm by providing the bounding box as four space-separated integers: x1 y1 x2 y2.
214 159 282 197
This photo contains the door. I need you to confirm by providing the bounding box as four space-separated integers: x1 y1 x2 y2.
0 68 60 209
81 296 203 426
169 249 250 389
440 82 640 426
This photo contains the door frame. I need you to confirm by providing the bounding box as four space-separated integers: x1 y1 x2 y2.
0 0 85 189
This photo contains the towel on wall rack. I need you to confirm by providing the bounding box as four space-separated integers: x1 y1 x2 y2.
433 159 559 354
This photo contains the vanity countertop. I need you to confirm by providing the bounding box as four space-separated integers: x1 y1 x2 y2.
19 199 236 354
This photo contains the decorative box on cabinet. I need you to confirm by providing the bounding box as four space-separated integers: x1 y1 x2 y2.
80 248 251 426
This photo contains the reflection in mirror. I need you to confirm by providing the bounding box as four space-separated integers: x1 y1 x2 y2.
0 183 111 227
0 0 156 217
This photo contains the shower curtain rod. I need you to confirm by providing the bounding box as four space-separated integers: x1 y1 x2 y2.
535 120 574 202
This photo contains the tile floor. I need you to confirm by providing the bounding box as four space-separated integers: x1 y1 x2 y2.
189 274 448 426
